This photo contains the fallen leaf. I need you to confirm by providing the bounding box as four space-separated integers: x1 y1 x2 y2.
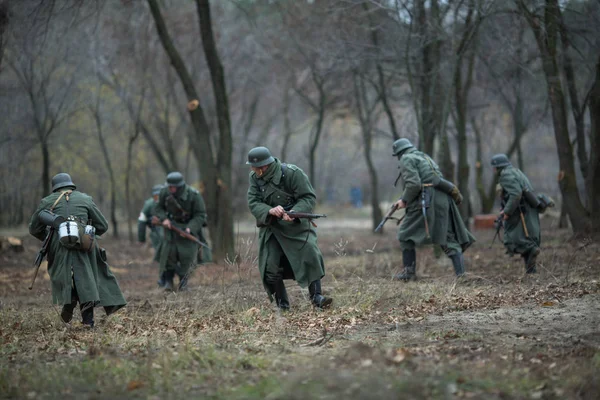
127 380 144 391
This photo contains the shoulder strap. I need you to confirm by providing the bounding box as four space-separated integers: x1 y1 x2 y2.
50 190 73 211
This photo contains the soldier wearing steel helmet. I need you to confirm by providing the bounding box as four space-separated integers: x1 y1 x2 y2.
390 139 476 281
138 184 166 286
28 173 126 328
155 172 208 291
246 146 332 310
491 154 542 273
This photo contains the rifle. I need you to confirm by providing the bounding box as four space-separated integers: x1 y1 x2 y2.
374 203 403 233
489 213 504 248
167 224 211 250
285 211 326 227
30 228 53 290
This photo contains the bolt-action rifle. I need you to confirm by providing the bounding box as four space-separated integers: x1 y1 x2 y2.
167 224 211 250
374 203 405 233
30 228 53 290
489 213 504 248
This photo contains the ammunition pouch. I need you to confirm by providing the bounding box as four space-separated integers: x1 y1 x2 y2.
431 176 463 205
39 209 66 229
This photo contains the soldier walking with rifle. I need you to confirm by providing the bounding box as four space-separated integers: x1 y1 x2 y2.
155 172 208 291
388 139 476 281
138 184 165 287
28 173 126 328
247 146 332 310
490 154 551 274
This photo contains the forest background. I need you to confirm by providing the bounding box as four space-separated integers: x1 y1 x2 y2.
1 0 599 259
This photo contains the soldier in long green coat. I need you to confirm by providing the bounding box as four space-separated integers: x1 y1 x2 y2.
29 173 126 328
491 154 541 273
247 146 332 310
391 139 476 281
138 184 165 286
155 172 207 291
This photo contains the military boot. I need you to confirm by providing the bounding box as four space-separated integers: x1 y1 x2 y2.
164 270 175 291
525 247 540 274
450 253 465 277
274 280 290 311
60 302 76 323
177 273 190 291
308 280 333 309
80 302 94 328
394 249 417 281
157 271 166 288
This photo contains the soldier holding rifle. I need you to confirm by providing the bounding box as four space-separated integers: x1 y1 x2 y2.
155 172 208 291
491 154 547 274
389 139 476 281
138 184 165 287
247 146 332 310
28 173 126 328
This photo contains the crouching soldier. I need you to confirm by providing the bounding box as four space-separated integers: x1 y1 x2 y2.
391 139 476 280
138 184 165 286
29 173 127 328
491 154 544 273
155 172 207 291
247 146 332 310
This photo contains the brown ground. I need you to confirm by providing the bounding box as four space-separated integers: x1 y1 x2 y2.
0 216 599 399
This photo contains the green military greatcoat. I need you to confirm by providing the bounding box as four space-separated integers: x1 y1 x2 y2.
397 148 475 254
155 185 207 276
138 197 163 262
29 190 127 310
247 158 325 294
498 166 541 255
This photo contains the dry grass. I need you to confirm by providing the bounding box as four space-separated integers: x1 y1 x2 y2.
0 218 599 399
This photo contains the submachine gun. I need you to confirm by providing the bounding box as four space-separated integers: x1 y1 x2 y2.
30 210 66 290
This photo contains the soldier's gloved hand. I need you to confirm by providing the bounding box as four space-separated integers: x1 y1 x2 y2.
151 216 160 226
450 187 463 205
269 206 285 218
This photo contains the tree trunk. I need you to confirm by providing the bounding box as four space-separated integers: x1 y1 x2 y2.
472 118 497 213
147 0 234 260
587 54 600 233
125 135 137 242
518 0 589 233
308 85 326 187
353 71 382 231
41 139 50 195
93 107 119 238
196 0 234 259
559 11 588 185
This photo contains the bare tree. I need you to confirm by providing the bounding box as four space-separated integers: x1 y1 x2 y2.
147 0 233 259
516 0 589 233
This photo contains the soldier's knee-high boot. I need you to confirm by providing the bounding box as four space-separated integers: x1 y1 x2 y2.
273 280 290 311
80 302 94 328
164 270 175 291
394 249 416 281
60 287 78 323
308 280 333 309
524 247 540 274
450 253 465 277
157 271 166 288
